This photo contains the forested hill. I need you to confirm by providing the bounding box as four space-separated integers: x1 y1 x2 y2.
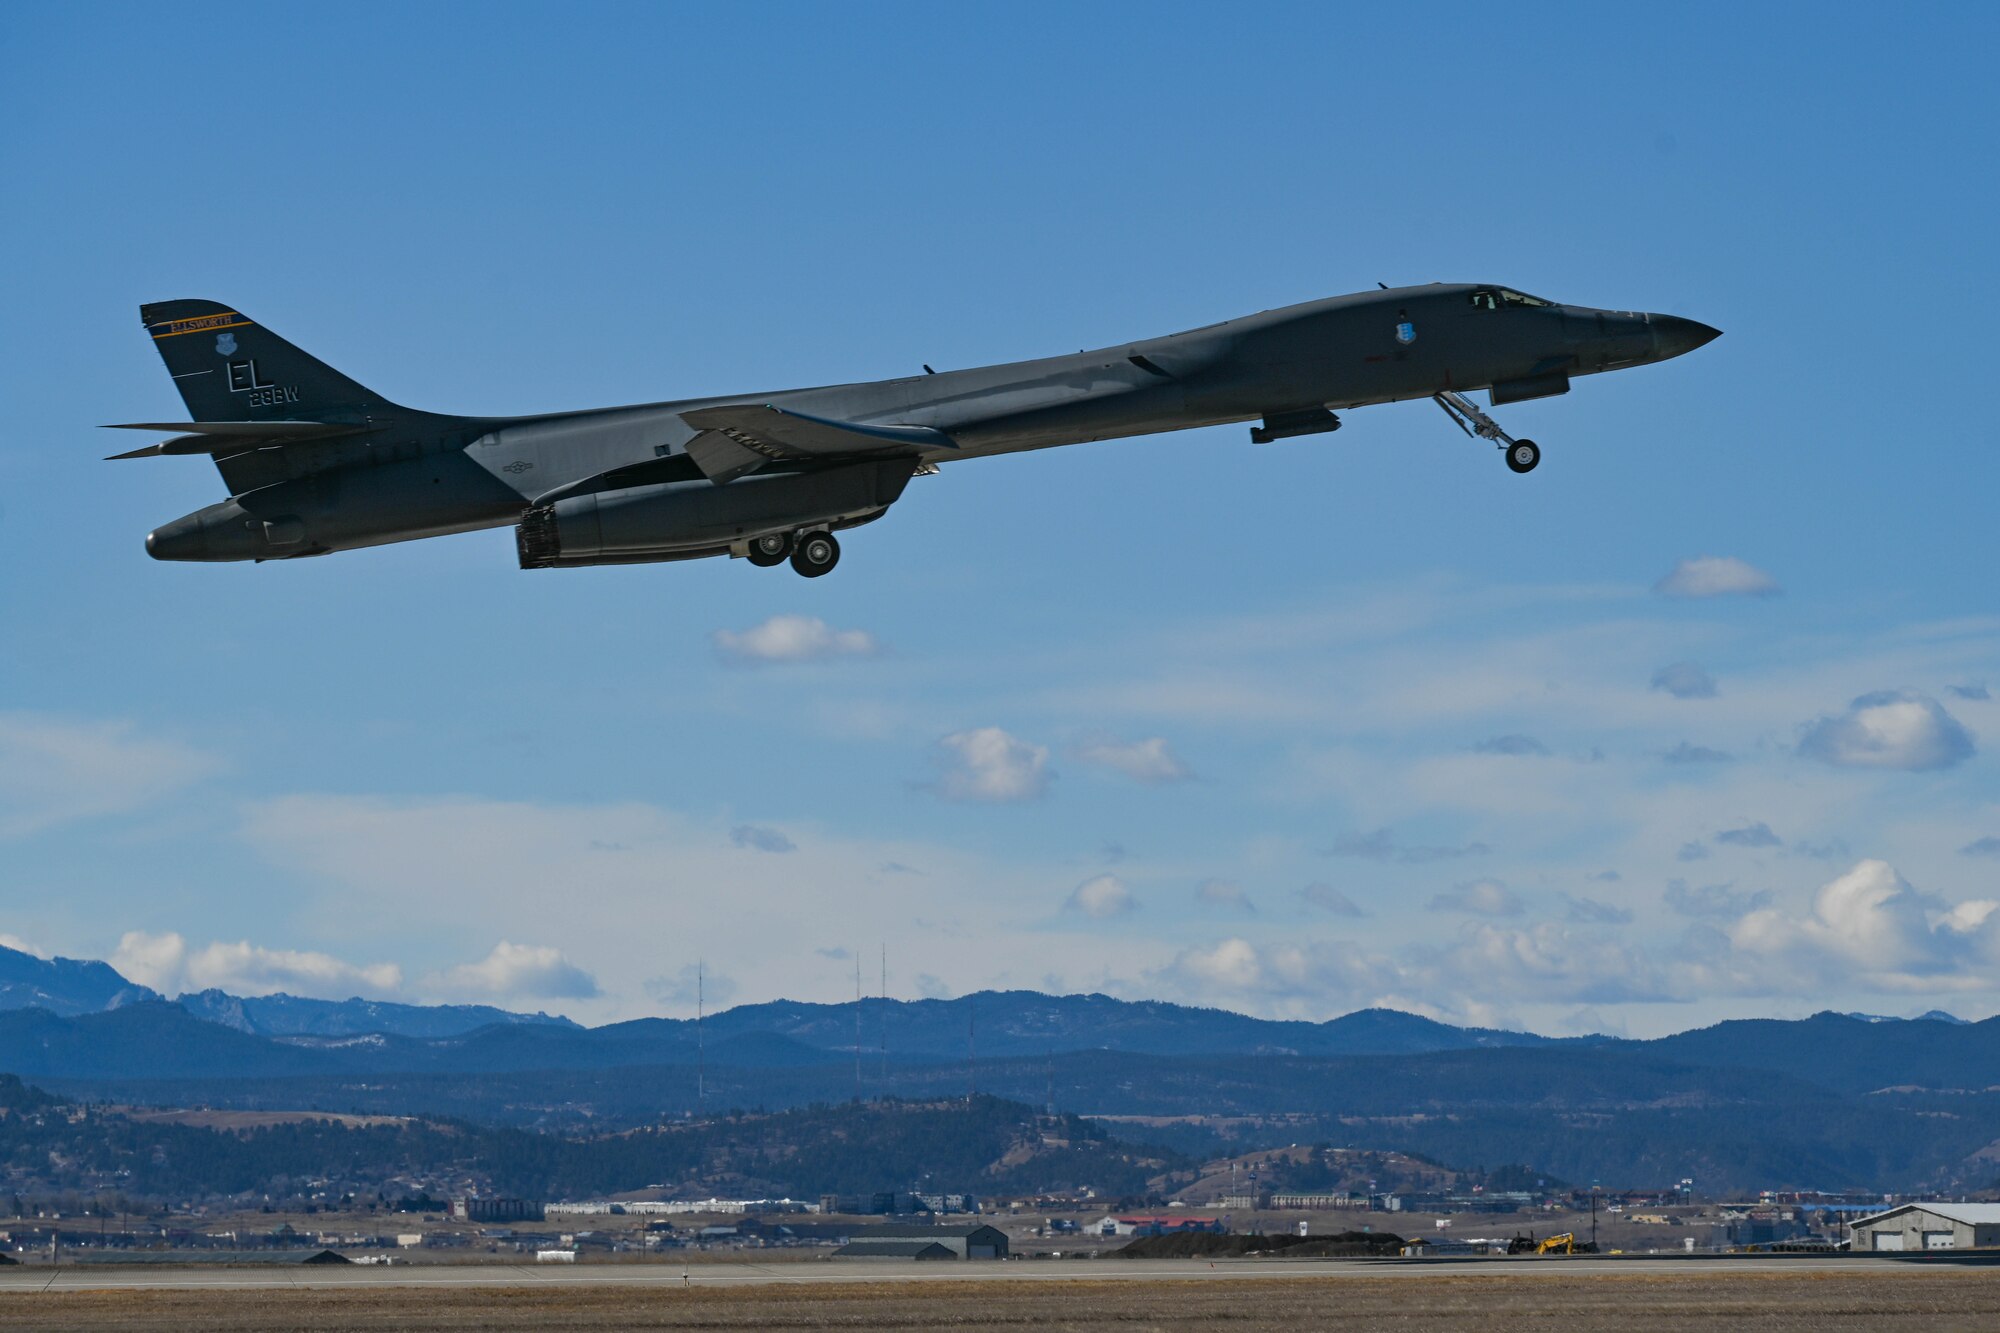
0 1087 1177 1205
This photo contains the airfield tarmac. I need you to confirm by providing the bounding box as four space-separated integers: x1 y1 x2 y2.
3 1258 1998 1331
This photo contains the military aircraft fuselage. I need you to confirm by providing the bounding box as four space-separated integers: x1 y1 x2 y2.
126 284 1718 574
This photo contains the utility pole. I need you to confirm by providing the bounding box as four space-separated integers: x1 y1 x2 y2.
967 999 976 1103
854 953 863 1097
879 943 888 1083
696 961 705 1113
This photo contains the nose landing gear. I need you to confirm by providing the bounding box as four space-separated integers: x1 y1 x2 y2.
1435 391 1539 474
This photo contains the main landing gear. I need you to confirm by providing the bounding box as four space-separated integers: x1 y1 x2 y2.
743 529 840 576
745 531 792 567
790 530 840 578
1434 390 1539 474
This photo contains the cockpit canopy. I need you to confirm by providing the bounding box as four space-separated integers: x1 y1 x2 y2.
1468 288 1553 311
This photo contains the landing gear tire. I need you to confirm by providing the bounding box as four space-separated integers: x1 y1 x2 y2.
790 531 840 578
746 532 793 567
1505 440 1540 474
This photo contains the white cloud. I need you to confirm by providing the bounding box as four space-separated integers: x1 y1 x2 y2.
1653 556 1780 599
1720 860 1999 990
1159 925 1667 1012
1072 734 1192 784
111 931 402 999
1427 879 1524 917
1299 883 1367 917
932 727 1051 802
1166 937 1269 991
0 933 46 958
236 793 1162 1023
1066 874 1134 919
712 615 878 663
0 714 219 838
1195 878 1253 912
1651 662 1718 699
427 941 600 1001
1798 691 1975 771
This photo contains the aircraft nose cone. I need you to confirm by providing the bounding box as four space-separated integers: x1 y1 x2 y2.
1653 315 1722 360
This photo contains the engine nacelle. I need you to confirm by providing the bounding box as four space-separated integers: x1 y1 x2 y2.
1488 371 1570 406
516 459 917 568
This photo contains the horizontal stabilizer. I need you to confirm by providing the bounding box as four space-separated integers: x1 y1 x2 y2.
678 404 954 482
102 420 365 460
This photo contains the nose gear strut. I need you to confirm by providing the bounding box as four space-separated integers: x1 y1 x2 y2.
1434 391 1540 474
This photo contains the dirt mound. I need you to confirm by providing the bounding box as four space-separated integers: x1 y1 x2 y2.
1114 1230 1403 1260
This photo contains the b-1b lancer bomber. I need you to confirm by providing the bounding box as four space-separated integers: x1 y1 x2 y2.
120 285 1719 576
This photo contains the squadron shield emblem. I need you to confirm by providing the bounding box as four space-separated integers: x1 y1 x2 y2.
1395 321 1416 345
215 332 238 357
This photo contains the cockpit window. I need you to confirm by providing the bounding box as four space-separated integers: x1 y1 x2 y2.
1470 288 1552 310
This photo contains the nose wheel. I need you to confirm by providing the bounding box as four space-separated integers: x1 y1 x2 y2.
790 530 840 578
1435 391 1541 475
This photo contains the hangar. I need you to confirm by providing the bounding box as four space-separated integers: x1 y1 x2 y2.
1848 1203 2000 1251
833 1224 1009 1260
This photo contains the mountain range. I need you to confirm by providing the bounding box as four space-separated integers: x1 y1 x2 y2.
4 941 1998 1192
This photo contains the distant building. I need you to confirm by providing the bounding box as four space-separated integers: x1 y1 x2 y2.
1849 1203 2000 1251
450 1198 545 1223
819 1192 942 1216
1269 1193 1358 1210
833 1224 1009 1260
832 1240 958 1260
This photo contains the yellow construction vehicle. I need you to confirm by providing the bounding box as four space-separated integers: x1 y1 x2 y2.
1507 1232 1598 1256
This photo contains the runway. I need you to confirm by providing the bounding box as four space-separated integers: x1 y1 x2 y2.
7 1257 1998 1333
0 1252 1991 1292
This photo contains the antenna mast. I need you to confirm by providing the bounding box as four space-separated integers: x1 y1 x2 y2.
854 952 864 1096
879 943 888 1082
696 960 706 1113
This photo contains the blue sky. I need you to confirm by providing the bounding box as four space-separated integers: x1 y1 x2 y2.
1 3 1995 1034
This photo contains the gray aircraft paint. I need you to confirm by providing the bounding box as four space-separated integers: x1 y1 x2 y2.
120 285 1718 575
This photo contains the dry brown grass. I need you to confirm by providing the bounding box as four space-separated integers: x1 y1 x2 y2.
4 1271 1998 1332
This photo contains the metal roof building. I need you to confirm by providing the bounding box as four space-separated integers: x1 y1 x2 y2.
831 1240 958 1260
1849 1203 2000 1252
832 1224 1009 1260
72 1249 354 1265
